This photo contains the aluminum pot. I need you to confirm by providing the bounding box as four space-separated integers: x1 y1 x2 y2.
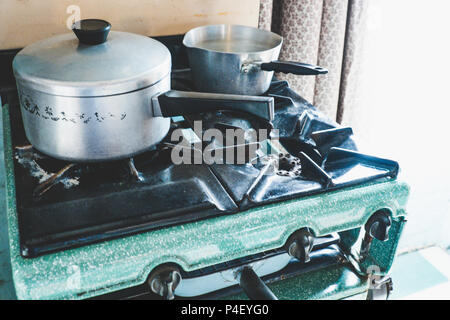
13 20 274 162
183 24 328 96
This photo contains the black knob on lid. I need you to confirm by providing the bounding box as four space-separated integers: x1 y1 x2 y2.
72 19 111 45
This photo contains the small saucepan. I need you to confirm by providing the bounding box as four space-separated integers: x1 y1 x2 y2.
183 24 328 96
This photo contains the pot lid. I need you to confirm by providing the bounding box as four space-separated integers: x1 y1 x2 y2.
13 19 171 97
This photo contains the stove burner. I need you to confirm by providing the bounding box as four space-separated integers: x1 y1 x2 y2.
206 95 399 208
276 153 301 177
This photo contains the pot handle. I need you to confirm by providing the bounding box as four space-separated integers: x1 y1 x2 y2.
152 90 274 121
260 61 328 76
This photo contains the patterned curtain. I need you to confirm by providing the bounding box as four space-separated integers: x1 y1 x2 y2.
258 0 368 124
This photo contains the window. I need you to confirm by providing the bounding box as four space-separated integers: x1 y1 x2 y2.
352 0 450 252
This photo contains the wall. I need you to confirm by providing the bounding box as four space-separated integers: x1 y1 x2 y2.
0 0 260 49
347 0 450 253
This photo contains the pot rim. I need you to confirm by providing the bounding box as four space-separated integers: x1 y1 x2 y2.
14 69 172 98
183 24 283 56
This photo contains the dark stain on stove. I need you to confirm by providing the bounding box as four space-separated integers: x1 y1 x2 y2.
0 280 5 286
120 113 127 120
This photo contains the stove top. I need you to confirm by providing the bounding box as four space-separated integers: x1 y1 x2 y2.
2 67 399 258
1 35 399 260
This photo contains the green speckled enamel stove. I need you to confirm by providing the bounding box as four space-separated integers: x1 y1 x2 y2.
1 40 409 300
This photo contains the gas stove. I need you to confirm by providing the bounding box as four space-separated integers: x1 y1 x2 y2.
1 36 409 300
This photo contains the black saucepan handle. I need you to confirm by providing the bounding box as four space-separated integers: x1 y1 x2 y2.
260 61 328 76
153 90 274 121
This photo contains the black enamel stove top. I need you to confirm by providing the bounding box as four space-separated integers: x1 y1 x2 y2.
2 48 399 258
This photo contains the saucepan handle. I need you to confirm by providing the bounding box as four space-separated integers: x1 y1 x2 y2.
260 61 328 76
152 90 274 121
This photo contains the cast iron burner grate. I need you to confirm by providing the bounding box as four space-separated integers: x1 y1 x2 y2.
4 70 399 258
185 78 399 208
